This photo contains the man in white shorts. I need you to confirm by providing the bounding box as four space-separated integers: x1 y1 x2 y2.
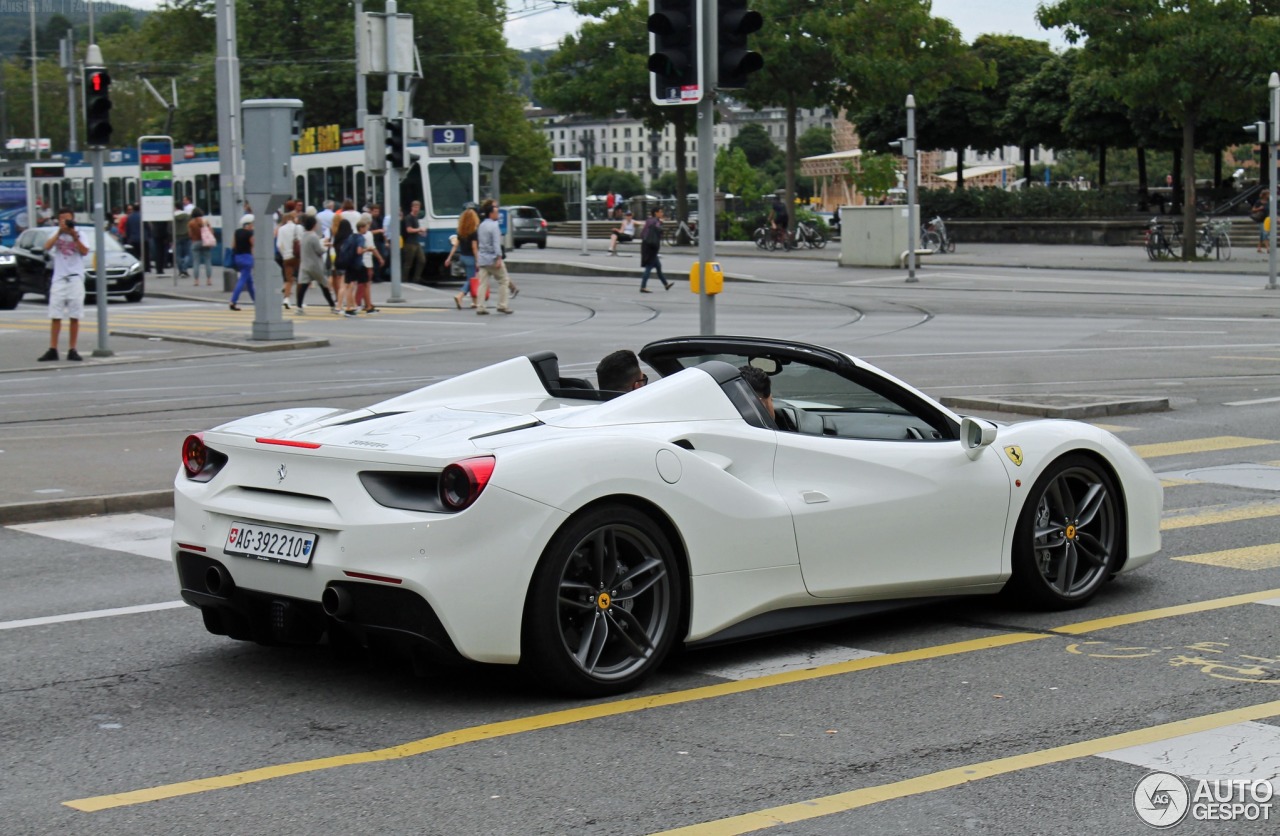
39 207 90 362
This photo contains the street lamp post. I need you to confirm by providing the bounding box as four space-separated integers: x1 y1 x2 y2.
1270 72 1278 291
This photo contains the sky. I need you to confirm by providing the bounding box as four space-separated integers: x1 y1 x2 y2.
503 0 1068 52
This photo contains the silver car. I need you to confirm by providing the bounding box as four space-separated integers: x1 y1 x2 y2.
508 205 547 249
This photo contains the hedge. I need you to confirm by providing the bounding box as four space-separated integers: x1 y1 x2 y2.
501 192 567 222
919 187 1132 219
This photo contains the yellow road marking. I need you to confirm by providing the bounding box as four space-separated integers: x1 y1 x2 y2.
1163 502 1280 531
1174 544 1280 571
1131 436 1278 459
1089 423 1136 433
651 699 1280 835
63 587 1280 813
1160 478 1198 488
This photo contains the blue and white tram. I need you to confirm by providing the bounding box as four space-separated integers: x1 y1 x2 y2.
44 135 478 279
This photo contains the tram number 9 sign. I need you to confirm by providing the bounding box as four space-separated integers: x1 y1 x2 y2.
428 125 469 158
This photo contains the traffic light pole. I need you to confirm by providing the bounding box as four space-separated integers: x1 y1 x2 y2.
385 0 405 304
696 0 716 336
1270 72 1278 291
91 147 112 357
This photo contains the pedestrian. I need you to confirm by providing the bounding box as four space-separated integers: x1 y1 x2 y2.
1252 190 1270 253
275 201 301 309
147 217 171 275
331 216 353 309
605 189 616 218
339 218 381 316
401 200 425 284
358 215 384 312
188 207 215 286
112 206 127 240
368 203 388 282
770 193 790 247
316 199 335 239
475 201 513 315
608 210 636 255
124 204 142 261
229 214 255 311
296 214 336 313
37 207 89 362
639 206 673 293
173 199 192 279
448 207 482 309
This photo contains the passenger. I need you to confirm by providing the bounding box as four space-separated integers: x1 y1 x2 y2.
596 349 648 393
739 365 795 431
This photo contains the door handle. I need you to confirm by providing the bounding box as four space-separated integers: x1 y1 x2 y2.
801 490 829 504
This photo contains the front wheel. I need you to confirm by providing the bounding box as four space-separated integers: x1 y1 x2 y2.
754 229 769 250
522 505 683 696
944 236 956 253
1215 232 1231 260
920 231 941 253
810 231 827 249
1005 454 1122 610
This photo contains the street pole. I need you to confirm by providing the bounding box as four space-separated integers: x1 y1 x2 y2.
696 0 717 336
580 166 588 255
355 0 367 133
905 94 918 284
1270 72 1278 291
30 1 40 159
91 147 112 356
215 0 243 290
385 0 405 304
61 34 78 153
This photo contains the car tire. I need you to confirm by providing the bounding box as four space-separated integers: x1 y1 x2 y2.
1005 454 1123 610
522 504 682 696
0 288 20 310
125 279 145 303
512 241 522 249
536 240 546 249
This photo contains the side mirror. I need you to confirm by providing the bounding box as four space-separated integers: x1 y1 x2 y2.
960 416 997 460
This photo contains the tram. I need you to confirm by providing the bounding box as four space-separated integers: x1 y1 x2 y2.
10 127 479 278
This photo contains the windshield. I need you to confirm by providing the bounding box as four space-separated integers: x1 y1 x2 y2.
427 161 474 217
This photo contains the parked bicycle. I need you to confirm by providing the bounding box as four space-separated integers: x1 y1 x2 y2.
1145 217 1182 260
663 218 699 247
1197 218 1232 261
920 216 955 253
793 219 827 249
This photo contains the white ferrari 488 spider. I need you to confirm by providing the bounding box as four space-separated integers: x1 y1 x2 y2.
172 336 1162 695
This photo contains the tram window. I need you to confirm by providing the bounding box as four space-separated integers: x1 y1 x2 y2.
307 169 325 206
71 179 87 214
355 171 366 207
295 175 305 205
426 161 472 217
108 178 123 211
372 176 384 206
210 174 221 216
182 180 193 203
326 167 344 204
344 166 355 201
126 180 138 206
195 175 209 213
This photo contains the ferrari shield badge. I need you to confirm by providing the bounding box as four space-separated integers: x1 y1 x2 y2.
1004 445 1024 467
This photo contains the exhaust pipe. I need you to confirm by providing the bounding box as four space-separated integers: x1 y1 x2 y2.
205 565 234 596
321 585 353 618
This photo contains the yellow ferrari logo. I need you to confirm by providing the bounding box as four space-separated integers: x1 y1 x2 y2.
1065 524 1077 541
1004 445 1024 466
596 592 612 611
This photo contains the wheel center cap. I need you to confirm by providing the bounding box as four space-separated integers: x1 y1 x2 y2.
597 592 612 611
1065 524 1077 541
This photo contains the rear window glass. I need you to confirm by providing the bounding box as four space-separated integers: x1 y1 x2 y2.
514 207 540 219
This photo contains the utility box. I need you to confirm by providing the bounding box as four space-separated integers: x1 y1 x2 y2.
689 261 723 294
839 204 914 268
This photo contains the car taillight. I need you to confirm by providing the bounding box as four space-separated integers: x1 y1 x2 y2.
182 434 207 477
438 456 496 511
539 219 547 229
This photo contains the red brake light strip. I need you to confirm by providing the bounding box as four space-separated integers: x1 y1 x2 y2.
255 437 322 449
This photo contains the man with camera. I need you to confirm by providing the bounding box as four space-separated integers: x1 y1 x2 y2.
38 208 90 362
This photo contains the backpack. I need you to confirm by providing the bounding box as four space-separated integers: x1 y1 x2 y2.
336 233 360 270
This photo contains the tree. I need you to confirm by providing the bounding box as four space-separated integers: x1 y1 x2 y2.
1039 0 1280 258
589 167 645 196
999 43 1068 186
847 151 899 203
729 123 778 167
797 125 833 159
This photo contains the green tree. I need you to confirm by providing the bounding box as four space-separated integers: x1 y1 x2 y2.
797 125 834 159
716 146 764 204
588 167 645 196
847 150 899 203
1039 0 1280 258
729 123 778 167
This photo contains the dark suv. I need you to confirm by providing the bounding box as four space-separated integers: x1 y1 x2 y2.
0 245 20 309
11 225 145 303
508 206 548 249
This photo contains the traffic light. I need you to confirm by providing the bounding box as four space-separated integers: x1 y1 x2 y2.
386 118 406 169
84 67 113 148
717 0 763 90
648 0 702 106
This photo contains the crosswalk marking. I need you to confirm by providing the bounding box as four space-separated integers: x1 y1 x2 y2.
1132 436 1279 459
1173 544 1280 571
1097 720 1280 782
8 513 172 561
1163 501 1280 530
0 601 186 631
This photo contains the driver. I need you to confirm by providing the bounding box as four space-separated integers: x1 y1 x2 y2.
596 349 648 394
739 366 796 432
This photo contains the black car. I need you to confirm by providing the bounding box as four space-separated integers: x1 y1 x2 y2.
0 245 20 310
11 224 145 303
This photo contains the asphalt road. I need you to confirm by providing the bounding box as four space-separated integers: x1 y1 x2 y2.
2 249 1279 834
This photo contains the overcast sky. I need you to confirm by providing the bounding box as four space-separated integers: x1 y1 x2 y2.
504 0 1067 51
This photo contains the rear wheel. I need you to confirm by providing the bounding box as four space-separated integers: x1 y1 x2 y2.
522 504 682 696
920 231 941 253
1005 454 1122 609
1216 232 1231 260
810 230 827 249
0 287 20 310
754 228 769 250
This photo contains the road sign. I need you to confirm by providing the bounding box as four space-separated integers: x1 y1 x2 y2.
138 136 174 221
428 125 470 158
552 157 584 174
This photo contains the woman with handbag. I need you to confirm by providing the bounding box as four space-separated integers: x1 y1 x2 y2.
448 208 484 309
188 208 216 286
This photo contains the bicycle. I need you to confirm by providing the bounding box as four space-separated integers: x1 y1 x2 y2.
663 218 698 247
1144 217 1181 260
1196 218 1232 260
793 219 827 249
920 215 955 253
767 222 794 251
753 225 772 250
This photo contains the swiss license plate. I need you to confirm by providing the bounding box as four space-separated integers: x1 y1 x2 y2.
224 520 318 567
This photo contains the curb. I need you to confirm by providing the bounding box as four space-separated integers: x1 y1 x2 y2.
110 330 330 352
0 489 174 526
507 260 761 283
941 395 1171 420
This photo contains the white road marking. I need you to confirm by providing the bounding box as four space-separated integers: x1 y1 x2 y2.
1098 721 1280 782
691 642 883 681
1226 395 1280 407
1260 598 1280 608
0 601 186 631
9 513 173 561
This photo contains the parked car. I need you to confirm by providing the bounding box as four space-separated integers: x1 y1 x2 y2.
171 336 1162 697
10 224 145 303
508 205 547 249
0 245 21 309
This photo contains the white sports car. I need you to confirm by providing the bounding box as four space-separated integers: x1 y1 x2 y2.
172 336 1162 695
